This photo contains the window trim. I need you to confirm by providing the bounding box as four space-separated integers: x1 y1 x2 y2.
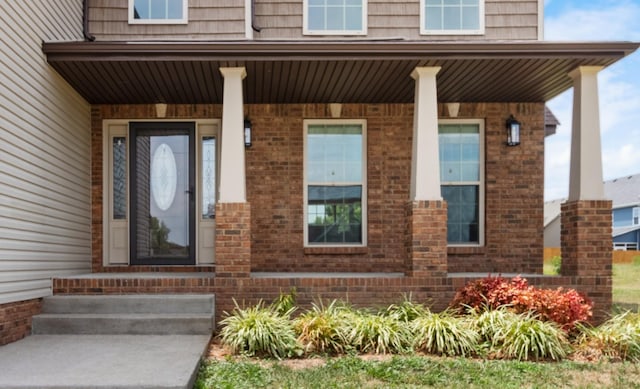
419 0 485 36
303 0 368 36
438 118 485 247
303 119 368 247
128 0 188 25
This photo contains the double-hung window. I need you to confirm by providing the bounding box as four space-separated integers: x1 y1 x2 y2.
420 0 484 35
304 120 367 246
633 207 640 226
129 0 188 24
439 120 484 245
304 0 367 35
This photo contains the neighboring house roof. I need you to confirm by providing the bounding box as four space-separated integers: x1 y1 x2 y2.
42 41 638 105
544 106 560 137
544 198 565 227
545 173 640 225
604 173 640 209
613 225 640 238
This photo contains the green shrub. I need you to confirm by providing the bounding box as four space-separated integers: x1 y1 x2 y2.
575 311 640 362
492 312 569 361
293 299 350 355
411 311 479 357
270 288 297 317
551 256 562 274
384 294 430 322
219 300 301 359
472 306 520 342
346 309 413 354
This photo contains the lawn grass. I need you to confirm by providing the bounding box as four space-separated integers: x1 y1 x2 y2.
195 355 640 389
543 257 640 308
613 260 640 306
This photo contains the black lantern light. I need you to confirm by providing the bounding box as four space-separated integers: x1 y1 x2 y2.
506 115 521 146
244 118 252 147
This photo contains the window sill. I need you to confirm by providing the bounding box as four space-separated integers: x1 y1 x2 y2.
304 246 369 255
448 246 485 255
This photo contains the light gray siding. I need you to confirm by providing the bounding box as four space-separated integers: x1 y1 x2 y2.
255 0 540 41
0 1 91 304
88 0 246 41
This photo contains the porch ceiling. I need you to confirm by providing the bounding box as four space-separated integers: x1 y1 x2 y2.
42 41 638 105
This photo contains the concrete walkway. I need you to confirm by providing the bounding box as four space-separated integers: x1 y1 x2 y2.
0 334 210 389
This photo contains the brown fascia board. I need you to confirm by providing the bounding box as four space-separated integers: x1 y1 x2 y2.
43 40 639 62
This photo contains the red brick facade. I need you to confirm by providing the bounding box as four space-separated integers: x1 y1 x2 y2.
90 102 545 274
405 200 448 277
0 298 42 346
215 202 252 278
561 200 613 322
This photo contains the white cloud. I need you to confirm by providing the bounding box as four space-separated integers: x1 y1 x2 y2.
545 1 640 41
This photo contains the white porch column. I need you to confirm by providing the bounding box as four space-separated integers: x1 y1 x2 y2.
410 66 442 200
219 67 247 203
567 66 606 201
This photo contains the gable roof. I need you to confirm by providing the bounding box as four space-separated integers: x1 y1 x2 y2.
545 173 640 224
604 173 640 209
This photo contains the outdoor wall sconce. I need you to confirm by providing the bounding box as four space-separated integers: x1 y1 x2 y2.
506 115 521 146
244 118 252 147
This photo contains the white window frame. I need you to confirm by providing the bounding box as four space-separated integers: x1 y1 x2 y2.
438 119 485 247
420 0 485 35
128 0 188 25
633 207 640 226
303 0 368 36
303 119 368 247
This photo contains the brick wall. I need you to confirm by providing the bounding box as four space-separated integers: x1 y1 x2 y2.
561 200 613 322
405 200 448 277
92 102 545 275
0 299 42 346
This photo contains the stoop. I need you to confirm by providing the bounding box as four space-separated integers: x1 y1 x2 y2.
32 294 215 335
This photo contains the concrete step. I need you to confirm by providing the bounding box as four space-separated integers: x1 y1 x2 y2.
32 313 214 335
41 294 215 314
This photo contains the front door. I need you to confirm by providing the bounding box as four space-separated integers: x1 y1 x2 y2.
130 122 196 265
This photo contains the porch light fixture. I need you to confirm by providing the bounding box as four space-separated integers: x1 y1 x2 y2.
244 118 252 147
506 115 521 146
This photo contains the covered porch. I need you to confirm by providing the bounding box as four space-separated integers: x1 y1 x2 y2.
43 40 638 321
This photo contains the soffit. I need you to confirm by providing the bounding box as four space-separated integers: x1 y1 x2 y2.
42 41 639 105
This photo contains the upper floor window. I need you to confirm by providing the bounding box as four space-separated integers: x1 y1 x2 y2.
304 120 367 246
633 207 639 226
129 0 188 24
304 0 367 35
439 120 484 246
421 0 484 35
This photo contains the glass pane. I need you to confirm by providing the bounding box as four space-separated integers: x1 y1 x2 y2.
149 0 166 19
425 6 442 29
439 124 479 183
308 6 325 30
442 185 479 243
113 137 127 220
307 124 362 183
133 0 150 19
326 6 345 30
308 185 362 244
344 6 362 30
442 6 461 30
202 137 216 219
167 0 183 19
135 134 190 258
461 6 479 29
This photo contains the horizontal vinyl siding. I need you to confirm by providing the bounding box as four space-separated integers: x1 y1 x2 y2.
255 0 539 41
0 0 91 305
89 0 246 41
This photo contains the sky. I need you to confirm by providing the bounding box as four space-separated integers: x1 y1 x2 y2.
543 0 640 200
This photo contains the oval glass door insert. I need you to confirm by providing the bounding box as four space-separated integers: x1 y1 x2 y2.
151 143 177 211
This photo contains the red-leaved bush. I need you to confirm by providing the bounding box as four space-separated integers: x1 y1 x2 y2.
450 275 592 331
